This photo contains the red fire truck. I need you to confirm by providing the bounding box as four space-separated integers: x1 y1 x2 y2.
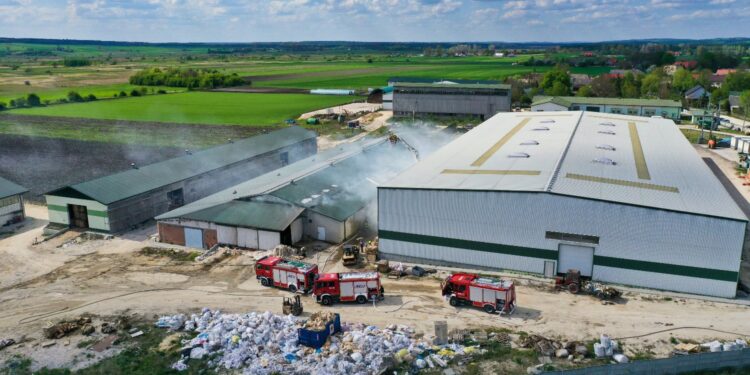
255 256 318 294
312 272 384 305
441 273 516 314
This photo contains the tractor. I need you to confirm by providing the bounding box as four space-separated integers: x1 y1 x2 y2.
554 269 582 294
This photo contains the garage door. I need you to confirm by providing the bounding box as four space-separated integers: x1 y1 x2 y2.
184 227 203 249
558 244 594 277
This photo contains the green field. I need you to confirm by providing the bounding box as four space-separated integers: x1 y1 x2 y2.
9 91 357 126
0 83 186 104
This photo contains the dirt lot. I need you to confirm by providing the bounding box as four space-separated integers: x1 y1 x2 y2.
1 205 750 371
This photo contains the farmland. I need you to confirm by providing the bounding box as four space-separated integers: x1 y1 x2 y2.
9 92 357 126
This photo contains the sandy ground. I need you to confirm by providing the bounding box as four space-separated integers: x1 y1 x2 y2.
299 103 382 120
1 205 750 370
317 110 393 151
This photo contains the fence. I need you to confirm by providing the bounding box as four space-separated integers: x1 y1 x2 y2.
543 348 750 375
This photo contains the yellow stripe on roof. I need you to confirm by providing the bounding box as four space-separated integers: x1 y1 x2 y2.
628 122 650 180
471 117 530 167
589 115 648 123
442 169 541 176
566 173 678 193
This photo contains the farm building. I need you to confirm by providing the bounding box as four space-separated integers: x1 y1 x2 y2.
44 127 317 233
378 111 747 298
531 96 682 121
389 78 511 119
0 176 28 227
156 138 414 250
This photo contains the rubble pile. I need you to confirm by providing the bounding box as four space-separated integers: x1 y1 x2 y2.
272 245 305 258
156 308 476 374
43 316 92 339
699 339 748 353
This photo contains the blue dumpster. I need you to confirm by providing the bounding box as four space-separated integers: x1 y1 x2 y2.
297 313 341 349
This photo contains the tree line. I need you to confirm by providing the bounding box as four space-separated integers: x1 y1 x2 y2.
129 68 246 89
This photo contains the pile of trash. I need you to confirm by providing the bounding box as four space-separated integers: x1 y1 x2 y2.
304 311 338 331
594 334 628 363
699 339 747 353
156 308 476 374
272 245 305 258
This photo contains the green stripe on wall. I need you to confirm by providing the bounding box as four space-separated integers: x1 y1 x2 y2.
47 204 108 218
380 230 738 283
379 230 558 260
594 255 738 282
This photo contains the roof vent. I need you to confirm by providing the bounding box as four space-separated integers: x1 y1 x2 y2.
520 140 539 145
532 126 550 131
599 122 616 126
540 119 556 123
598 130 616 135
130 162 138 169
508 152 530 158
596 144 616 151
593 157 617 165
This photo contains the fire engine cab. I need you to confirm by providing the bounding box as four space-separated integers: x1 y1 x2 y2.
441 273 516 315
312 272 384 305
256 256 318 294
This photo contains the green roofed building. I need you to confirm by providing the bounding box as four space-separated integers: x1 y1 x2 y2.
44 127 317 234
531 96 682 121
155 138 414 250
0 176 28 227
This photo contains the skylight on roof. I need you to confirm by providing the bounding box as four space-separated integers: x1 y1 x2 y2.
599 122 616 126
596 144 616 151
532 126 550 131
598 130 616 135
508 152 530 158
520 140 539 145
593 157 617 165
540 119 556 123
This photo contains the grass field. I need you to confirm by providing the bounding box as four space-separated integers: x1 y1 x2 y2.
9 91 357 126
0 83 186 104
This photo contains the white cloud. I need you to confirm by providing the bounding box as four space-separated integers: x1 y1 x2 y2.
709 0 735 4
502 8 527 19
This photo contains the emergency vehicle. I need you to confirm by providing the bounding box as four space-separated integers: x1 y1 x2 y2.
312 272 384 305
255 256 318 293
441 273 516 314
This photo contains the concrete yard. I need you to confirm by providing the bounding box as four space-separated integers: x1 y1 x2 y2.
1 204 750 371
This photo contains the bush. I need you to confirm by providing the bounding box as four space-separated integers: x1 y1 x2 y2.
62 58 91 67
0 101 6 111
157 89 167 94
129 67 245 89
86 94 97 101
119 91 127 97
130 89 141 97
67 91 84 103
10 97 27 108
26 93 41 107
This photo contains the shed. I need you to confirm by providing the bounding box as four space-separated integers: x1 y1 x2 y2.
0 176 28 226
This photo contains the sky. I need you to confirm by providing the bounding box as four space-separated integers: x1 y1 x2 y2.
0 0 749 43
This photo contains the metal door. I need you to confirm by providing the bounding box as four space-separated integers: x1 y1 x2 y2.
184 227 203 249
340 281 354 297
558 244 595 277
544 261 556 278
68 204 89 228
353 281 368 296
317 226 326 241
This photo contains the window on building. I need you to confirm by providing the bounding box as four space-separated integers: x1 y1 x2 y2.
546 231 600 245
610 108 622 114
585 106 601 112
0 196 19 208
627 108 639 115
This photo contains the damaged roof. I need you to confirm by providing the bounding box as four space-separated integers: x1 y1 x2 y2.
0 176 27 199
47 127 316 205
177 199 304 232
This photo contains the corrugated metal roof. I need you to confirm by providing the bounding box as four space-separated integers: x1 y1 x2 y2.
388 77 503 85
52 127 316 205
158 138 415 226
532 96 682 108
178 199 303 231
0 176 27 199
383 111 746 221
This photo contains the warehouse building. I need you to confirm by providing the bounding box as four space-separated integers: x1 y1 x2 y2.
531 96 682 121
392 79 511 119
0 176 28 227
156 139 413 250
379 111 746 298
45 127 317 233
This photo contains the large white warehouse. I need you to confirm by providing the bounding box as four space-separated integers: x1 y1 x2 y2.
378 111 747 298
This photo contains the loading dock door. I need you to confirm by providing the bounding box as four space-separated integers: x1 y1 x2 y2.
317 227 326 241
558 244 595 277
68 204 89 228
184 227 203 249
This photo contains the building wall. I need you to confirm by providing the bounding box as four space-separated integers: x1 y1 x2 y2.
378 189 745 298
531 102 681 120
62 137 316 233
291 217 303 244
393 91 510 118
344 206 369 240
0 195 24 226
45 195 110 231
158 218 285 250
304 212 345 243
259 230 281 250
382 93 393 110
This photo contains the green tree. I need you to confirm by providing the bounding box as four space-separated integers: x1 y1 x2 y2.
0 101 6 111
741 90 750 118
67 91 84 102
26 93 41 106
130 89 141 97
576 85 594 97
672 68 695 93
621 72 640 98
641 70 665 97
540 67 572 95
85 94 97 101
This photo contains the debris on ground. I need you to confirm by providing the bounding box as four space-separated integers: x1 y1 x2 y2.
700 339 748 353
583 282 622 300
0 338 15 351
272 245 305 258
41 341 56 348
43 316 92 339
92 335 118 352
156 308 477 374
100 323 117 334
593 334 627 363
520 334 558 357
304 311 338 331
674 342 700 353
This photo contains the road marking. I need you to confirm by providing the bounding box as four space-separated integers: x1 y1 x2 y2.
471 118 530 167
